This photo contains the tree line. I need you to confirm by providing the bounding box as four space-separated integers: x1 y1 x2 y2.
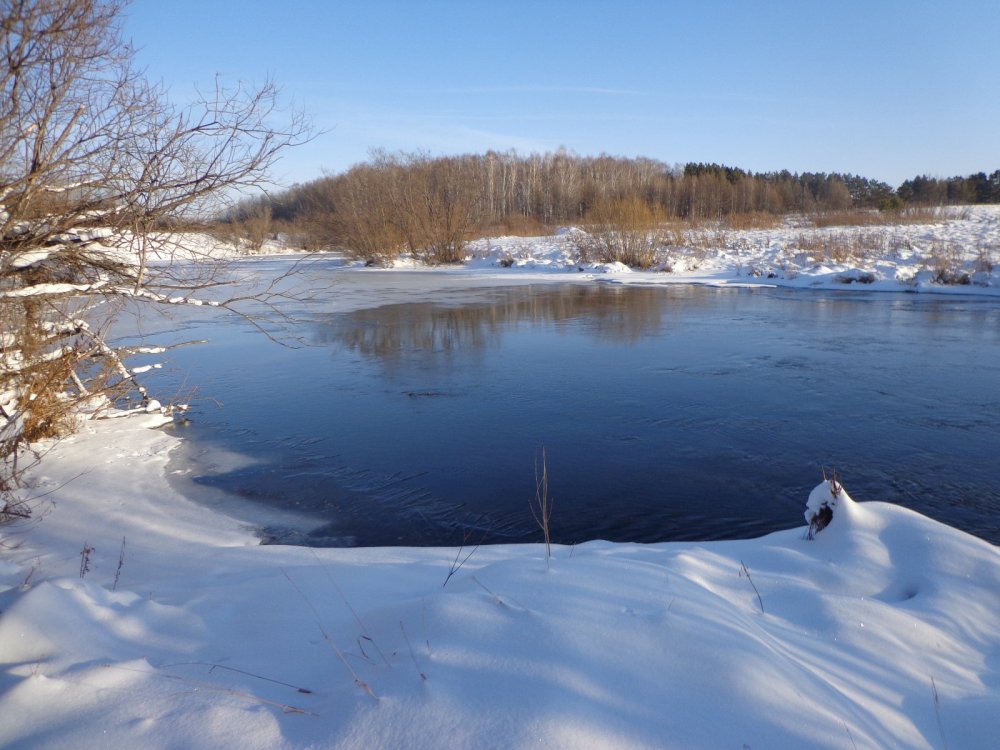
226 150 999 262
897 171 1000 206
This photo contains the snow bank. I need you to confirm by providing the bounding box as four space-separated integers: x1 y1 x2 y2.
452 205 1000 295
1 417 997 749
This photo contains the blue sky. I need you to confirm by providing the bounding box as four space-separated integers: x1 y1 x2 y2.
123 0 999 189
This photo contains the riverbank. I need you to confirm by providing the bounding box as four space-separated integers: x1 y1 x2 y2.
381 204 1000 297
1 413 997 748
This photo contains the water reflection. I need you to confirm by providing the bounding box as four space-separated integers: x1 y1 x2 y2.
312 284 708 366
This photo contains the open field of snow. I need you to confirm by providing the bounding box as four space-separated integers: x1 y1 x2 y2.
2 207 999 748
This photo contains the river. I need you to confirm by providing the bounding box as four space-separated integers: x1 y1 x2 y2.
132 259 1000 546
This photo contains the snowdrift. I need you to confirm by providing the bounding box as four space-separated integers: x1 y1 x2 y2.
1 416 997 749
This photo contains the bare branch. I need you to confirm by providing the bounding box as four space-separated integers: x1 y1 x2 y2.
1 0 310 504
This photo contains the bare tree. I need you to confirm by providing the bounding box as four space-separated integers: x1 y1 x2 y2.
0 0 310 513
331 160 405 264
402 154 483 264
580 196 670 269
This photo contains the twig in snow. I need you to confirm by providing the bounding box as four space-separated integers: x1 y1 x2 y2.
309 549 391 667
421 597 433 656
101 662 315 715
162 661 313 694
931 677 950 750
79 542 94 579
208 664 313 695
843 720 859 750
472 575 507 608
822 465 842 498
20 562 37 590
112 536 126 590
739 561 764 613
472 575 529 612
530 446 553 567
399 621 427 681
281 569 378 700
443 516 489 588
355 636 378 666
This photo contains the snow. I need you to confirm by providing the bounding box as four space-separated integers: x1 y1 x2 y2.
0 280 110 298
454 205 1000 296
2 207 1000 748
1 415 998 749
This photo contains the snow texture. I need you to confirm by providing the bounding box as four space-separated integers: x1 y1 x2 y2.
0 415 997 749
451 206 1000 297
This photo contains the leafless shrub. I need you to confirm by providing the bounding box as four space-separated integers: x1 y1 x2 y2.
579 197 671 268
928 241 970 285
791 233 851 263
790 230 905 265
683 227 727 263
974 244 996 274
1 493 31 522
326 163 404 265
237 203 274 254
394 153 485 264
325 152 486 265
1 0 310 501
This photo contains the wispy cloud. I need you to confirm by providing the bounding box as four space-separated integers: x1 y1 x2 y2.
413 85 646 96
310 84 645 97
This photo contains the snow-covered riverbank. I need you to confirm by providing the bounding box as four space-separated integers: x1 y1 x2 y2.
2 207 999 748
1 413 997 749
395 205 1000 297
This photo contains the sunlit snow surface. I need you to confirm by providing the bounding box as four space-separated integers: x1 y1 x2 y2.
457 206 1000 296
2 207 1000 748
1 416 997 749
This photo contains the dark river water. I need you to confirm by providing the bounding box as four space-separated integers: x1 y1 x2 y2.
133 261 1000 547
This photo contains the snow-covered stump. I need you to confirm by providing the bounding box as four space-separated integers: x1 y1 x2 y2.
804 476 851 539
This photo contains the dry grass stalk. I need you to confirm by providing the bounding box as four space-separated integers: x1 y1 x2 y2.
112 536 126 590
281 569 379 700
79 542 94 579
444 521 487 587
309 549 391 667
399 621 427 681
739 561 764 613
931 677 950 750
809 207 948 228
105 661 315 715
531 447 553 565
724 211 783 230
